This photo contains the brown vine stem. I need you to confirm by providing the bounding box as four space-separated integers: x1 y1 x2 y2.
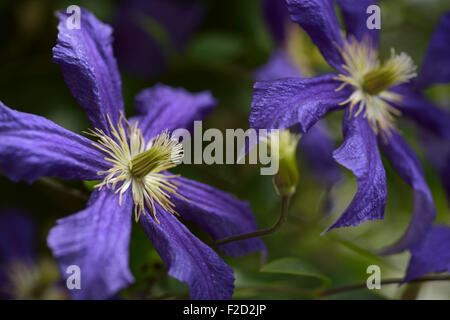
214 195 290 246
236 285 313 296
37 177 89 202
320 275 450 297
235 275 450 298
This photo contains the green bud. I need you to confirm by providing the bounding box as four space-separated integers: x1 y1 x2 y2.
267 130 301 197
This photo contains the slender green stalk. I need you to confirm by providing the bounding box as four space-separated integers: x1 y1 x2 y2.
38 178 89 202
235 275 450 298
215 196 290 246
320 275 450 297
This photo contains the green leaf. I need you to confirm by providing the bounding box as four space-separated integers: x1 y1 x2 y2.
187 32 246 64
261 257 331 289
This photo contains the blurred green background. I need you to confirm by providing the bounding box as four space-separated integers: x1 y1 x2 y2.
0 0 449 300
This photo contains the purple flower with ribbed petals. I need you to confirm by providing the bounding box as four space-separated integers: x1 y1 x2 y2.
250 0 442 253
0 8 264 300
404 225 450 282
255 0 341 188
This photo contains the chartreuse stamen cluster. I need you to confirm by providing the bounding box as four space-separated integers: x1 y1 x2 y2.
334 37 417 135
263 130 301 197
88 113 185 223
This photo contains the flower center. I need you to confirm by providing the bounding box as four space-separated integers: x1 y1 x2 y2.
88 114 184 223
334 37 417 135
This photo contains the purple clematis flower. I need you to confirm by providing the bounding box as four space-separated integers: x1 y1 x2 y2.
0 8 264 299
250 0 444 253
404 225 450 282
112 0 203 78
255 0 341 189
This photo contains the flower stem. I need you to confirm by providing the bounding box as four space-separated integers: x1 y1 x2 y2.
320 275 450 297
214 195 290 246
37 178 89 202
234 275 450 298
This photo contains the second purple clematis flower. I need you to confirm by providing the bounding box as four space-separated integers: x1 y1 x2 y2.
250 0 442 253
255 0 341 191
0 8 264 299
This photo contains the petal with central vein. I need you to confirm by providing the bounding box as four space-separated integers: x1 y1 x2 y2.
250 74 348 132
326 111 386 232
336 0 380 46
0 101 108 183
47 189 134 299
378 132 436 254
53 8 124 134
140 206 235 300
130 84 217 141
285 0 345 72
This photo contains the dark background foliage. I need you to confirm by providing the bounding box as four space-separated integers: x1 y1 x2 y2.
0 0 449 299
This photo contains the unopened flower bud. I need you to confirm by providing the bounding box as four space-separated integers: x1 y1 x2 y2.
265 130 301 197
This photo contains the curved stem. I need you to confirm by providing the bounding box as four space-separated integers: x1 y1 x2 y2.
215 195 290 246
38 177 89 202
320 275 450 297
234 275 450 298
236 285 313 296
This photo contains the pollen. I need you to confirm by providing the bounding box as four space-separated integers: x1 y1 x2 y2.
87 113 185 223
334 37 417 135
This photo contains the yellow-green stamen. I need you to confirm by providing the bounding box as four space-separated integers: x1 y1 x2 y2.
87 113 185 223
334 37 417 135
130 131 183 178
